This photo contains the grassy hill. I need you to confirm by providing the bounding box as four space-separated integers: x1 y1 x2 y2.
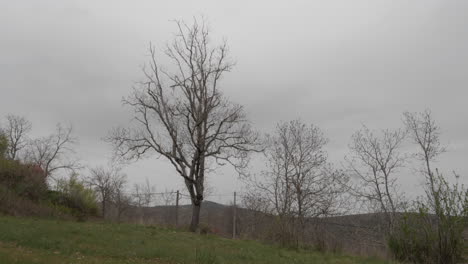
0 215 397 264
124 201 392 256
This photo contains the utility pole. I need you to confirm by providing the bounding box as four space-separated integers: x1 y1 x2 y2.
233 191 237 239
175 190 179 227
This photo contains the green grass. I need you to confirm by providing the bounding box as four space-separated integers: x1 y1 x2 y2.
0 215 396 264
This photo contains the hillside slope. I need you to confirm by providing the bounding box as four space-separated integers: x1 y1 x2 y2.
124 202 395 256
0 215 396 264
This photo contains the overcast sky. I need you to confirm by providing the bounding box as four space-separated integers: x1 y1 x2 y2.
1 0 467 203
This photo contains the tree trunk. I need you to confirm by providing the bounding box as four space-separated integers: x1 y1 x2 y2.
190 201 202 232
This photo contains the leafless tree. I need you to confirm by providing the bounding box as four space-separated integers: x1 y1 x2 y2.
346 126 407 227
25 124 79 180
246 120 347 246
160 189 176 206
132 183 143 208
394 110 467 264
3 114 32 160
403 110 451 225
345 126 406 228
88 166 126 217
132 178 155 207
112 175 130 222
108 18 258 231
403 110 445 209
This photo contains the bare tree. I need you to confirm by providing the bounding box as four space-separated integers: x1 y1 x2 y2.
112 175 130 222
133 178 155 207
345 126 406 228
108 18 258 231
132 183 143 208
160 189 176 206
3 114 32 160
403 110 449 221
88 166 126 217
26 124 79 180
403 110 445 209
390 110 467 264
246 120 346 246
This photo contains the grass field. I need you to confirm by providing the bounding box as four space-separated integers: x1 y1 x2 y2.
0 215 397 264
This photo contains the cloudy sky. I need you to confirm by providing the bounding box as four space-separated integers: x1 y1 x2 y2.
1 0 467 202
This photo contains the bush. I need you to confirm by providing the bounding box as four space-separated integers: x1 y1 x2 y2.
388 210 435 263
55 175 99 220
0 139 97 220
0 185 72 219
0 133 7 159
0 159 48 200
388 173 467 264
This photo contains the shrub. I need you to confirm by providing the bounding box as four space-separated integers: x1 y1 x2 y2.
388 210 435 263
0 159 48 200
388 173 467 264
0 185 72 219
0 133 7 159
55 174 99 220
